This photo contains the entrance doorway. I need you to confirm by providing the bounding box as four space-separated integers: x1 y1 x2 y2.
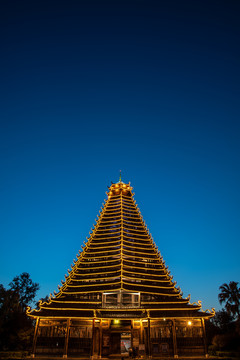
121 332 131 355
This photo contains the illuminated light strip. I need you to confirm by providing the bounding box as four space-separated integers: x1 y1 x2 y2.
122 221 146 228
62 286 121 294
95 226 121 233
122 194 135 199
122 232 152 240
51 300 101 304
97 222 121 227
121 206 140 213
98 215 121 220
121 196 135 201
122 239 155 248
123 257 164 267
90 238 121 244
122 278 175 289
89 241 121 247
85 249 121 255
93 232 121 237
99 220 121 225
122 209 140 214
67 275 121 284
122 234 151 241
122 233 151 240
105 202 121 207
123 235 150 241
94 232 121 238
73 271 120 277
148 308 202 312
123 266 167 277
123 248 157 257
102 209 121 215
82 254 121 260
121 204 137 210
100 210 121 214
92 232 121 238
122 232 152 239
87 238 121 245
88 236 121 241
121 286 179 297
122 254 160 261
88 241 121 248
121 214 141 220
83 254 120 260
123 255 158 262
105 205 121 210
86 248 121 254
122 226 150 234
73 270 120 277
123 240 153 247
141 300 189 305
123 231 149 238
27 313 95 319
122 218 143 223
40 306 97 311
75 263 121 270
74 272 120 279
70 274 121 281
65 280 121 288
101 210 121 215
79 259 121 265
122 271 172 282
149 306 202 312
122 227 149 235
79 250 120 258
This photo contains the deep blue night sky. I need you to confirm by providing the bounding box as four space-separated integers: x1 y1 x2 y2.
1 0 239 312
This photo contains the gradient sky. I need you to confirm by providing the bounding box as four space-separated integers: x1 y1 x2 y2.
1 0 240 312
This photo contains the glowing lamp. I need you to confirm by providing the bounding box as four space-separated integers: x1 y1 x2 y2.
114 319 120 324
188 321 192 326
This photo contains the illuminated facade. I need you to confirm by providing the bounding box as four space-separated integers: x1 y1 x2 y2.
28 181 214 359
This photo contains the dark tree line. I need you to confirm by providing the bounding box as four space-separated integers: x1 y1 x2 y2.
206 281 240 354
0 273 39 351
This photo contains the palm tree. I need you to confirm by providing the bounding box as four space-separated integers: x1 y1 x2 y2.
218 281 240 320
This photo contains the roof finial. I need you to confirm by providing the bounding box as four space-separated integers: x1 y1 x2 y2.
119 170 122 183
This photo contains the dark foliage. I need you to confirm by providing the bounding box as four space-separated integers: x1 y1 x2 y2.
207 283 240 354
218 281 240 320
0 273 39 351
9 272 39 310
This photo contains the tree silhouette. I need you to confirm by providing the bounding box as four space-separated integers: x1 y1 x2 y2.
0 273 39 350
218 281 240 320
9 272 39 310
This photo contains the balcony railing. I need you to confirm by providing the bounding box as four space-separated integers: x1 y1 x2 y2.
102 302 140 309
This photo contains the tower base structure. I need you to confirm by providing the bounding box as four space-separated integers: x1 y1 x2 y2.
32 317 209 359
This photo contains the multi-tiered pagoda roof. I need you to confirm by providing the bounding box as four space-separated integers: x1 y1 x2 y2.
28 181 214 320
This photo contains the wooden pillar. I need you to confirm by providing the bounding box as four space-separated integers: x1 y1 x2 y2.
201 318 208 358
63 318 71 359
31 317 40 358
99 319 102 359
147 318 151 359
172 320 178 359
91 319 96 359
140 320 143 344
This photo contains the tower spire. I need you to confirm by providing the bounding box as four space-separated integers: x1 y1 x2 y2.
119 169 122 183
